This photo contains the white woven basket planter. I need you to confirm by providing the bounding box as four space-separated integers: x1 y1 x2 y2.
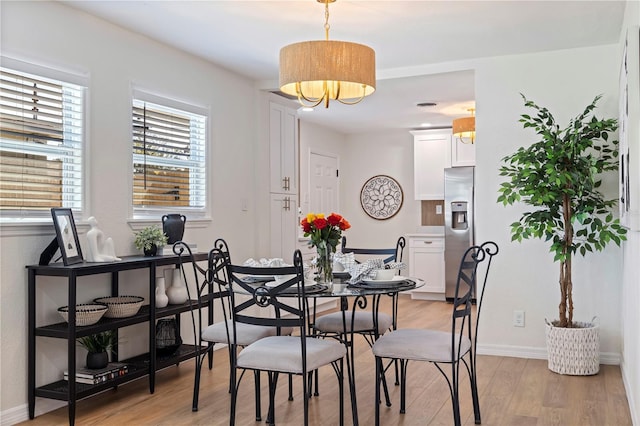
545 319 600 375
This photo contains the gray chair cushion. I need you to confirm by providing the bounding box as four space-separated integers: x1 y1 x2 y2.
372 328 471 363
237 335 346 374
201 320 292 346
314 311 393 334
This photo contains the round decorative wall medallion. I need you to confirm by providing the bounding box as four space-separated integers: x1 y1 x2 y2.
360 175 404 220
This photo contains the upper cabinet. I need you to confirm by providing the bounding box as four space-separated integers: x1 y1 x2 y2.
268 101 299 259
411 130 451 200
451 135 476 167
412 129 476 200
269 102 298 194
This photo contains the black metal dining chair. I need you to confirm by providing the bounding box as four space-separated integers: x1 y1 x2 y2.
175 239 292 420
310 236 405 402
371 241 499 426
219 247 346 426
313 236 405 337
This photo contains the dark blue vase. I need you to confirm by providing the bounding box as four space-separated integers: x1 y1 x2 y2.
162 214 186 244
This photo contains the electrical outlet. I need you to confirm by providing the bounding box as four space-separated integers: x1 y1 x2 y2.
513 310 525 327
436 204 443 214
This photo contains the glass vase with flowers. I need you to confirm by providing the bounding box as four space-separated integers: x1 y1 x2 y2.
300 212 351 284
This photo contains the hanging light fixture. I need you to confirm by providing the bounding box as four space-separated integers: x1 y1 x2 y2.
279 0 376 108
452 108 475 144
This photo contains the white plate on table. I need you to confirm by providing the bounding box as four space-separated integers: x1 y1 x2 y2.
265 278 316 287
360 276 408 287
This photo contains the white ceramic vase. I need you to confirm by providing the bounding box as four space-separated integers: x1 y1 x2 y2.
155 276 169 308
167 268 188 304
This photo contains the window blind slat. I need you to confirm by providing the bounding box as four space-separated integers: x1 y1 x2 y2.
132 132 190 150
132 129 191 146
132 106 190 125
1 104 65 122
0 81 63 103
0 93 64 111
1 70 63 90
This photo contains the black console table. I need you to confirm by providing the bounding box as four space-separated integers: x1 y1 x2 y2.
27 253 210 425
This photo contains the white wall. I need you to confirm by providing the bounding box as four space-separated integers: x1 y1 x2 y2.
621 232 640 424
339 130 422 248
0 1 264 420
620 2 640 423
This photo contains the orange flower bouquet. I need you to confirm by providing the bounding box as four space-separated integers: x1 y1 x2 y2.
300 212 350 283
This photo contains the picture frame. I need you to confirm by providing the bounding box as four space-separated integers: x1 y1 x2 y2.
51 208 83 265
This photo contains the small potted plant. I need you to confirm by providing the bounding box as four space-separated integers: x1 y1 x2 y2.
77 331 116 369
134 225 168 256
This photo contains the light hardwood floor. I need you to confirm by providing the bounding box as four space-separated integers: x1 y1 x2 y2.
22 297 632 425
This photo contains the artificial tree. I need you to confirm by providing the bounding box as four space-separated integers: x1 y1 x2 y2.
498 94 627 328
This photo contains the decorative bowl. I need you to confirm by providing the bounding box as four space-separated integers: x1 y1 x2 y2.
58 303 108 326
373 269 396 281
94 295 144 318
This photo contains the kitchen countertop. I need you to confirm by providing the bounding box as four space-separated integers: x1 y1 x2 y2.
406 226 444 238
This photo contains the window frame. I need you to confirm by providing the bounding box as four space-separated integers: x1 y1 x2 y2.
130 88 209 220
0 56 88 224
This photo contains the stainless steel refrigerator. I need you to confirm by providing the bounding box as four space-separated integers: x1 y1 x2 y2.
444 166 475 301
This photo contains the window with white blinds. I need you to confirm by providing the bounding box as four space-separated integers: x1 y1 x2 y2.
132 98 206 213
0 66 85 218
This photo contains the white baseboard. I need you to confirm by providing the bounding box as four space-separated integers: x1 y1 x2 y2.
1 399 65 426
477 343 621 365
410 291 446 301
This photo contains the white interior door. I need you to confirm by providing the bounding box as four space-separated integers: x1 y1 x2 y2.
309 151 339 214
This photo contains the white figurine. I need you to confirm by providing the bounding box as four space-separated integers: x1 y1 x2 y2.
85 216 121 262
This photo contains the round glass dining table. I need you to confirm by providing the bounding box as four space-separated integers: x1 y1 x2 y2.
295 275 424 426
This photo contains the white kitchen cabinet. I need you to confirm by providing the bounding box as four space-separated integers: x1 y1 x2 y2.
269 101 299 259
451 134 476 167
270 193 298 259
407 235 445 296
411 130 451 200
269 102 298 194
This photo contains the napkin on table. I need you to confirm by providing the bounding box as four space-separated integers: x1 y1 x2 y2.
332 251 356 272
347 258 385 283
347 260 408 284
243 258 288 267
243 258 313 284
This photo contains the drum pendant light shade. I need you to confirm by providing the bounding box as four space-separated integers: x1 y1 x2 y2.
279 40 376 103
278 0 376 108
452 112 476 144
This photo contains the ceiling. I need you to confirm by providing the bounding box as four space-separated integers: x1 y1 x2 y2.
60 0 626 135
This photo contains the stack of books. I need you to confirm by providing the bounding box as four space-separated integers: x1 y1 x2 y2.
64 362 129 385
162 242 198 256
